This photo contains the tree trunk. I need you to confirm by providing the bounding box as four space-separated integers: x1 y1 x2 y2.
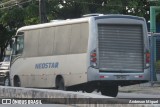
0 47 5 61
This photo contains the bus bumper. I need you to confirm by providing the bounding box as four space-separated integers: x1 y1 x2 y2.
87 67 150 86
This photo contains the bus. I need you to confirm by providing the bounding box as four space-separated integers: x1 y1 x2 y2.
10 14 150 97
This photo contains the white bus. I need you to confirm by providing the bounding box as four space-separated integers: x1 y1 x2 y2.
10 14 150 97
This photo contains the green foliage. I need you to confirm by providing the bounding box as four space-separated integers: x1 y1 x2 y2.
0 0 151 27
0 6 25 60
24 2 39 25
0 7 25 30
97 0 124 14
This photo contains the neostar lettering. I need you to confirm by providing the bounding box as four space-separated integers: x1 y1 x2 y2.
35 62 59 69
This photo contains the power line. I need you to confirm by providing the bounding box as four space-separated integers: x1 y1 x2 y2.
0 0 156 12
0 0 16 7
0 0 31 10
62 0 157 8
73 1 148 7
0 0 25 7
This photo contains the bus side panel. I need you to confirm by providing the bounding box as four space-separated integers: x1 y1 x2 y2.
10 53 88 88
11 20 90 88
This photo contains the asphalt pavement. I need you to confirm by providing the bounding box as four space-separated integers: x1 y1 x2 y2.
119 82 160 95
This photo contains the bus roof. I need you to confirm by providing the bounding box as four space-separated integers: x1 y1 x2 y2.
17 17 91 34
16 14 144 35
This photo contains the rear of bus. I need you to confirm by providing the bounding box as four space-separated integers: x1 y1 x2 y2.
87 15 150 96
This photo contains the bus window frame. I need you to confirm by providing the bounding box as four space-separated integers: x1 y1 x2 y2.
11 32 24 64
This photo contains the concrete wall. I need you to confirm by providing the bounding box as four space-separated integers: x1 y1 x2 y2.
0 86 150 107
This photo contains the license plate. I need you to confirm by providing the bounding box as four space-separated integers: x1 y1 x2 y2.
116 75 127 80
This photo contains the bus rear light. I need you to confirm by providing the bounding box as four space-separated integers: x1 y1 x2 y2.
91 53 96 57
100 75 109 78
90 49 97 67
91 58 97 62
100 76 105 78
139 75 143 78
146 52 150 63
135 75 143 78
145 51 150 67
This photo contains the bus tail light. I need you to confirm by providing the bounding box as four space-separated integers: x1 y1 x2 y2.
91 57 97 62
146 51 150 67
90 49 97 67
91 53 96 57
100 76 105 78
135 75 143 78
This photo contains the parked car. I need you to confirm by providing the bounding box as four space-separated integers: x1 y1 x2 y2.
0 56 10 86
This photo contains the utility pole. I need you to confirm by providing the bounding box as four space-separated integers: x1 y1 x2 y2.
39 0 48 23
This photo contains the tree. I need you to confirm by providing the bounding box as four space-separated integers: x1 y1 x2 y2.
0 7 25 30
24 1 40 25
0 24 11 61
0 6 25 60
0 0 152 60
47 0 83 19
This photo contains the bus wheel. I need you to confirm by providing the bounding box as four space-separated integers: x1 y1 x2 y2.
4 77 10 86
85 89 94 93
56 78 65 90
14 76 21 87
100 85 118 97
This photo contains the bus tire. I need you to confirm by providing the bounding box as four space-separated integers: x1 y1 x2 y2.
100 85 118 97
85 86 95 93
14 76 21 87
85 89 94 93
56 77 65 90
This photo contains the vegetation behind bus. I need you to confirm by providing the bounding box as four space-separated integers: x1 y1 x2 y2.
0 0 154 61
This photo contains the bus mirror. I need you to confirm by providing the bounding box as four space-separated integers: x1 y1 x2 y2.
12 38 15 43
10 38 15 48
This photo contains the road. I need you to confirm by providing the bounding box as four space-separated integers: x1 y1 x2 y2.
90 91 160 98
0 92 159 107
0 86 160 106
